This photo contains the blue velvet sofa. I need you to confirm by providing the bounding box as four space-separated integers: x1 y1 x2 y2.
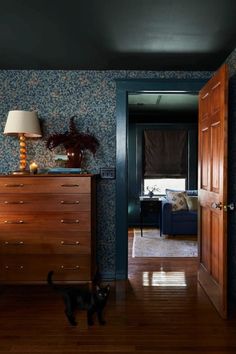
161 190 198 236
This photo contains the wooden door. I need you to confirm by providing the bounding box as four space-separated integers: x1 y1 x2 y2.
198 64 228 318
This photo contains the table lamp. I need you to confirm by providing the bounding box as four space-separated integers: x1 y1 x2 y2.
3 110 42 174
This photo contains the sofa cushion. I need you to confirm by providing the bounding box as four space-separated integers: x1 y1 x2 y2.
185 195 198 211
172 210 197 222
165 189 188 211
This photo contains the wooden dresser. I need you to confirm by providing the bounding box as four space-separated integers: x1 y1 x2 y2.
0 174 96 284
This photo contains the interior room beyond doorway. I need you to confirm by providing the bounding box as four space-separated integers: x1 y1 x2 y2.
128 91 199 262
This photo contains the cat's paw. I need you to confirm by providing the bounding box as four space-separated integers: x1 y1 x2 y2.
69 320 77 326
99 320 106 325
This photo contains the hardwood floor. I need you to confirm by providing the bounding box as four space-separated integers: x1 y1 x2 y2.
0 229 236 353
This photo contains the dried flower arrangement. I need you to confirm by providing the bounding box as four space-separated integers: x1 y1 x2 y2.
46 116 99 168
146 185 160 198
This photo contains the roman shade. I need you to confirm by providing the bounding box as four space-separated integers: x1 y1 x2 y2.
144 130 188 178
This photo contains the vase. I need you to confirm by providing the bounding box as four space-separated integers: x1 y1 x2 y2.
65 148 83 168
148 191 154 198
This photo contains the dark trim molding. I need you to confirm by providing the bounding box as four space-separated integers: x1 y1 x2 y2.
115 79 207 280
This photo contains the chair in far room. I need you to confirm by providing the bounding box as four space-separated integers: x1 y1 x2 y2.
161 190 198 236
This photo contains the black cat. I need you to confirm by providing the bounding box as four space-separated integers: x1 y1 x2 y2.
47 271 110 326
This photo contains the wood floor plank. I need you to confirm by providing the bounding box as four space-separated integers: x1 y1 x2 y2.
0 228 236 353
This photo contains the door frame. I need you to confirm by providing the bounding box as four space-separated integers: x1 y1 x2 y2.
115 78 208 280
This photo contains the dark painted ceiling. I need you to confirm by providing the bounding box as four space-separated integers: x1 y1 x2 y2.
1 0 236 70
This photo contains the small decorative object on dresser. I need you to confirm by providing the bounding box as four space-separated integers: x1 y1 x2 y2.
29 162 38 174
0 174 96 284
46 116 99 168
146 185 160 198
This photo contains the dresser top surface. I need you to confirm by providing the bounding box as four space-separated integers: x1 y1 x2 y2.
0 174 96 178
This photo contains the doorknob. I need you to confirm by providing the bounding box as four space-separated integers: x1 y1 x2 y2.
223 203 235 211
211 202 223 210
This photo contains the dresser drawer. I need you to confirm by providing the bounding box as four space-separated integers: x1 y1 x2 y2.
0 255 92 282
0 231 91 255
0 176 92 194
0 212 91 232
0 194 91 212
43 232 91 254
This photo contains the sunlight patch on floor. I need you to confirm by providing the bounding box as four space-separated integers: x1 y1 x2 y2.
142 271 187 287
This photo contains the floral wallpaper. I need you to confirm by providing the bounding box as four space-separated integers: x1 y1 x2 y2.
0 69 214 278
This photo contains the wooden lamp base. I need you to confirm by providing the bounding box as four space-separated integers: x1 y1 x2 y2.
11 134 30 175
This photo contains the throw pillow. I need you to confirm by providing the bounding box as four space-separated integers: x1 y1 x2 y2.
185 195 198 211
165 189 188 211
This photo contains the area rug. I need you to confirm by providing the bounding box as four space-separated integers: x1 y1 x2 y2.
132 228 198 257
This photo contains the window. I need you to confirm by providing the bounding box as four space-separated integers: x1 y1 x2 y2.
144 178 186 195
144 130 188 178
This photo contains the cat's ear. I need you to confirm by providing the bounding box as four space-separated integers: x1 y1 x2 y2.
106 285 110 291
96 285 101 291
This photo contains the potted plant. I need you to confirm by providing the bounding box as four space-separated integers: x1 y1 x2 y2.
46 116 99 168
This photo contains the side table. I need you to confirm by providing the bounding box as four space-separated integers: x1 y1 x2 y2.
139 197 162 237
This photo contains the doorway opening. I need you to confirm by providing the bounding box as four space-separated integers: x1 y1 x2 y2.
115 79 207 280
128 91 198 262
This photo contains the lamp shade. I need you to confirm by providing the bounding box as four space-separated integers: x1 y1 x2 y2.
3 110 42 137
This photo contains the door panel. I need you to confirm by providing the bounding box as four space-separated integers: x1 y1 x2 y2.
211 212 220 282
200 128 210 190
198 64 228 318
211 123 221 192
201 207 211 270
201 128 210 190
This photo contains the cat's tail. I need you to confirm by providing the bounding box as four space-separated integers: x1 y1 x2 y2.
47 270 55 288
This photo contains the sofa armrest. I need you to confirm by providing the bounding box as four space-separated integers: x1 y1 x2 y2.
161 200 173 234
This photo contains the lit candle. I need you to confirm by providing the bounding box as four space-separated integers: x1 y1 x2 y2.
30 162 38 175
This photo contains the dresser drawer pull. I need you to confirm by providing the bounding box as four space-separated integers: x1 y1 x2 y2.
4 241 24 245
60 200 80 204
4 200 24 204
4 184 24 188
4 265 24 270
61 184 79 187
4 220 24 224
60 219 79 224
60 265 80 270
60 241 80 246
